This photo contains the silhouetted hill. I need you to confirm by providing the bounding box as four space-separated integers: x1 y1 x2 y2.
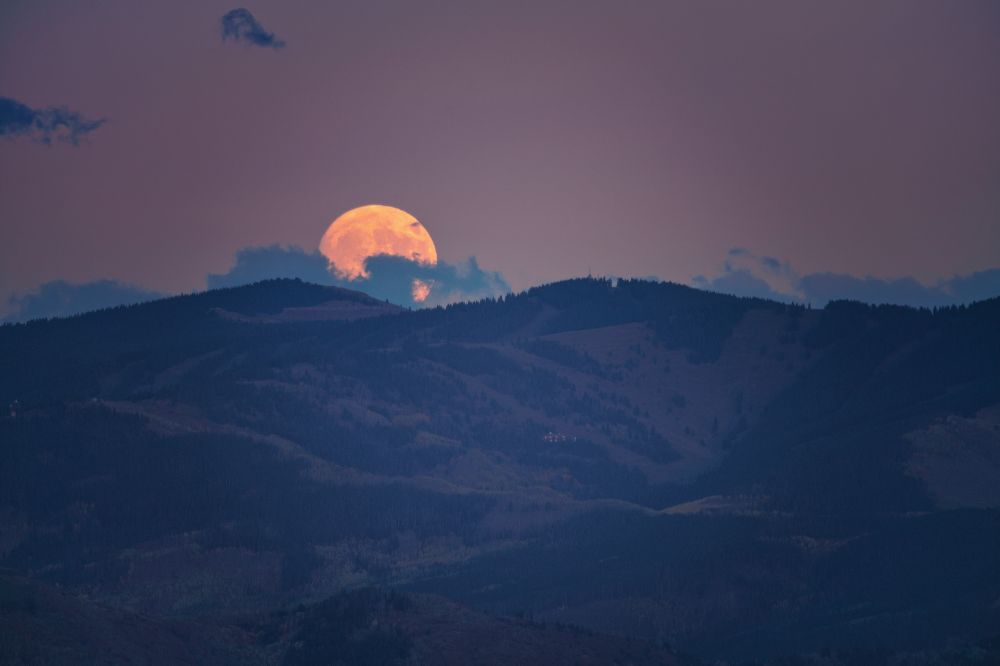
0 575 690 665
0 572 256 664
1 278 998 661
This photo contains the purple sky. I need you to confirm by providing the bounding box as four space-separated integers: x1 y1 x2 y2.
2 1 999 312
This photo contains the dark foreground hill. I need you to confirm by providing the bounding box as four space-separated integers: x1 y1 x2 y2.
1 277 999 662
0 574 689 665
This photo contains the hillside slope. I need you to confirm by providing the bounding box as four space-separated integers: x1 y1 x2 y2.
0 575 688 666
1 278 998 659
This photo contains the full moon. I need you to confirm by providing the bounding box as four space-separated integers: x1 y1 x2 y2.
319 205 438 281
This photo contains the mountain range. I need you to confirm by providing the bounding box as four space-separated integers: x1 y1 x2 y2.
2 277 998 664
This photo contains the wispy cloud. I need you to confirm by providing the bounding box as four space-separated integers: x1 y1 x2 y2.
4 280 162 323
694 249 1000 307
691 268 790 303
0 97 105 145
220 8 285 49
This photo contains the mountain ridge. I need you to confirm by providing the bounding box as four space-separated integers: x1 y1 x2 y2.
2 276 998 660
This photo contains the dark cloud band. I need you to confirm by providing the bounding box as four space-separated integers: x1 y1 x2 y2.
220 9 286 49
207 245 509 307
9 249 997 323
206 246 331 289
3 280 162 323
0 97 105 145
694 249 1000 308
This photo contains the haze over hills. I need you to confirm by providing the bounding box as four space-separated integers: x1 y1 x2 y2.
2 277 999 664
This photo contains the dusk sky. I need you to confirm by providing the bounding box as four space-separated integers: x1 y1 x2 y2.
2 1 1000 317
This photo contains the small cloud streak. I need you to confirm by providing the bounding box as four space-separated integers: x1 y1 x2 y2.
220 9 285 49
694 248 1000 307
4 280 162 323
0 96 105 145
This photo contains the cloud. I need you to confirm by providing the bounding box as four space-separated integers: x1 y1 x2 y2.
206 245 334 289
759 256 782 272
795 273 954 308
5 245 510 322
944 269 1000 304
4 280 163 323
696 248 800 301
207 245 509 307
692 269 792 302
220 9 285 49
357 254 510 307
0 96 105 145
693 249 1000 307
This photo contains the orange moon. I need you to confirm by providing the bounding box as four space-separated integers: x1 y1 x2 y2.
319 205 438 281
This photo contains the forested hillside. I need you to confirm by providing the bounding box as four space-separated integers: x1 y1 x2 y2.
2 278 998 662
